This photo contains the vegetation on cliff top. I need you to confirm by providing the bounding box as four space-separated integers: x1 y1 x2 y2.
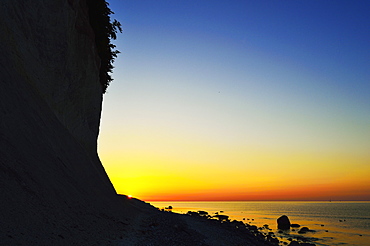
86 0 122 93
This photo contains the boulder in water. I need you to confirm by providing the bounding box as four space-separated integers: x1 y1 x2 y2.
277 215 291 229
298 227 310 234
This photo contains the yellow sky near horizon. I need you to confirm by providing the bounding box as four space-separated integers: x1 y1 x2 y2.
99 126 370 201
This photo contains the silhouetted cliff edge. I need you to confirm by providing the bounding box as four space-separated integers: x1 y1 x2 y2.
0 1 138 244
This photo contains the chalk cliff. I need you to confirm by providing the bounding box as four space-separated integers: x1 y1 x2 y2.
0 0 131 244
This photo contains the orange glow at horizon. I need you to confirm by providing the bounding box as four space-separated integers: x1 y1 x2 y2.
110 180 370 202
111 181 370 201
99 119 370 202
101 144 370 202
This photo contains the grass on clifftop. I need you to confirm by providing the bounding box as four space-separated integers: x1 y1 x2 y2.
86 0 122 93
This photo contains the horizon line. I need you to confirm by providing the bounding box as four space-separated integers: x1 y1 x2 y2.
145 200 370 202
117 196 370 202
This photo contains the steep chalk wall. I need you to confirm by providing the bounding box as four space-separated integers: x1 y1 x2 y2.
0 0 127 244
1 0 102 156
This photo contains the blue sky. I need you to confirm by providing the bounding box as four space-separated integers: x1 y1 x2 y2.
106 0 369 111
98 0 370 200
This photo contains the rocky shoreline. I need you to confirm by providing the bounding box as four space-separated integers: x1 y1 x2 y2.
115 198 317 246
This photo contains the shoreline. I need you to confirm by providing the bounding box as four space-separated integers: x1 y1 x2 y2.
119 198 282 246
147 200 370 246
123 199 319 246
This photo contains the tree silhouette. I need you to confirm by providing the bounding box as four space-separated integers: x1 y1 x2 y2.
86 0 122 93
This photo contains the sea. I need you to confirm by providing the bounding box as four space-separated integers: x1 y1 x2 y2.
149 201 370 246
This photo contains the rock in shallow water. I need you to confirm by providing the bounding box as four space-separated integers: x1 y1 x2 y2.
277 215 291 229
298 227 310 233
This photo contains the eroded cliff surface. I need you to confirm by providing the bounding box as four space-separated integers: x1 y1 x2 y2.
1 0 103 155
0 0 127 244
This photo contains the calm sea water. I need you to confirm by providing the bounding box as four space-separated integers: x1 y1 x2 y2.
150 201 370 246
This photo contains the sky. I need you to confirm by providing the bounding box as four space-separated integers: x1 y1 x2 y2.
98 0 370 201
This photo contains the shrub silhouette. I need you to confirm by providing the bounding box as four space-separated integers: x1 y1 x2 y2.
86 0 122 93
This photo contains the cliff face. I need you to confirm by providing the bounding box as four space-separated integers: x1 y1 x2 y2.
0 0 102 155
0 0 126 244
